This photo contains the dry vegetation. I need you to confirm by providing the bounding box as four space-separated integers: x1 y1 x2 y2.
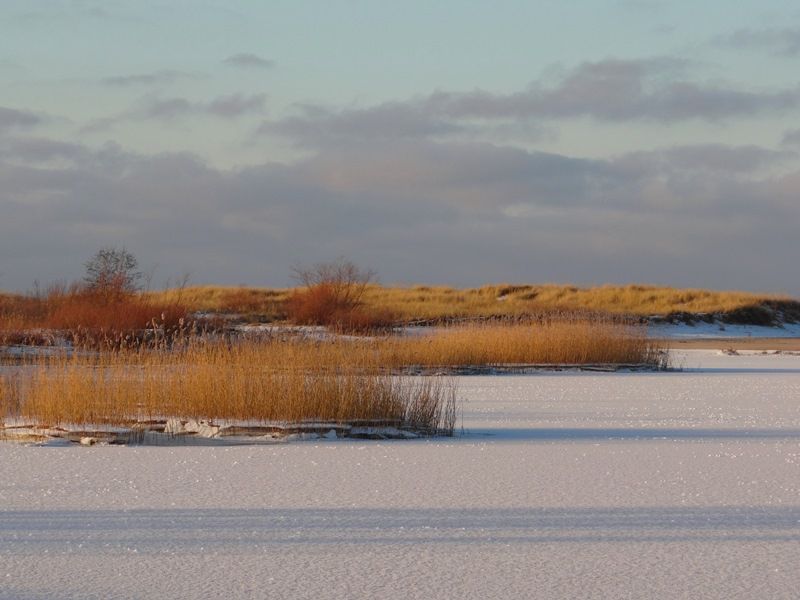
1 318 662 432
148 285 288 319
1 341 457 434
363 284 796 321
377 319 663 368
145 283 796 323
0 284 190 347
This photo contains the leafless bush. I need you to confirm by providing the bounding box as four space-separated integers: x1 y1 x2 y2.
287 258 395 331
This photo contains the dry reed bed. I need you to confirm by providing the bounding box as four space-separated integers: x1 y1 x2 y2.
1 320 661 433
378 320 664 367
0 344 457 434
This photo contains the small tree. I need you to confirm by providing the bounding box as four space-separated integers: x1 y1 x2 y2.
83 247 142 301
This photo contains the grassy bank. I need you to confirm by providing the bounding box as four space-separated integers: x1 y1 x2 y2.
4 284 796 344
144 283 797 323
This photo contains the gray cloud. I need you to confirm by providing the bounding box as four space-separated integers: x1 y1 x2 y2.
207 93 268 117
781 129 800 147
223 53 274 69
262 58 800 147
716 28 800 56
100 70 196 87
1 136 799 293
261 102 462 144
0 107 41 132
138 94 266 119
81 94 267 132
618 144 794 173
424 58 800 121
0 136 89 163
141 97 194 120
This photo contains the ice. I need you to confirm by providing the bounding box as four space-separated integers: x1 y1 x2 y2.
1 349 799 599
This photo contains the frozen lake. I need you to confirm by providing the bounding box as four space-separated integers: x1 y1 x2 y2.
1 350 799 599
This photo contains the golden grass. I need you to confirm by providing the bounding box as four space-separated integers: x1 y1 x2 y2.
4 346 456 434
377 320 663 367
145 283 793 322
363 284 793 320
146 285 288 317
1 319 661 431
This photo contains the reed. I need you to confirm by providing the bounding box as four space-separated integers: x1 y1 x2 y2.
377 319 664 367
2 318 660 432
6 342 457 434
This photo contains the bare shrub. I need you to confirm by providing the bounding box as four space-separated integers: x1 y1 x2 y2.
287 258 395 331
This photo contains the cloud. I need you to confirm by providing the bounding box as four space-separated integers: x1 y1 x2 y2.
206 93 268 117
781 129 800 147
618 144 794 173
424 58 800 121
2 135 799 293
80 94 267 132
260 102 462 144
137 94 266 119
716 28 800 56
0 136 89 163
141 97 194 119
261 58 800 147
100 70 196 87
0 107 41 132
223 53 274 69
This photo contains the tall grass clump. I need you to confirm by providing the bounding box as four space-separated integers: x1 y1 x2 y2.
379 316 666 368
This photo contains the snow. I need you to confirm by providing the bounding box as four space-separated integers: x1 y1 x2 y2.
651 320 800 339
2 350 800 599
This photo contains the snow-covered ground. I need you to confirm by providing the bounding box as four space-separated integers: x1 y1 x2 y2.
2 350 799 599
651 320 800 338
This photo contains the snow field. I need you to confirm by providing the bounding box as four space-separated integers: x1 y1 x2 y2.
1 350 799 599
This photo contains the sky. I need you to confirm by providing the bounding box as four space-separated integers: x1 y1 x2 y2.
1 0 799 293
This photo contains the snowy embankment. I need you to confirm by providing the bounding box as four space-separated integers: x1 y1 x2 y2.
2 350 800 599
